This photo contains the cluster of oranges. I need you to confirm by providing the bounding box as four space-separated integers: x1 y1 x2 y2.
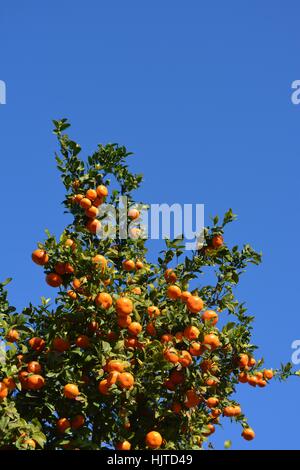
73 184 108 234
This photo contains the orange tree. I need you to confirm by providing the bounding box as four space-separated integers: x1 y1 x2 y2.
0 119 296 450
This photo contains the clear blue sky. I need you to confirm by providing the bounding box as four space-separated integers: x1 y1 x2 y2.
0 1 299 450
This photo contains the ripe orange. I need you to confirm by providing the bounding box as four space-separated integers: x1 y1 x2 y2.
107 371 120 386
76 335 90 349
203 334 221 350
63 384 80 399
117 372 134 389
0 382 8 400
46 273 63 288
211 408 222 418
164 349 179 364
145 431 163 449
92 254 107 271
175 331 184 342
147 306 160 318
122 259 135 271
71 415 85 430
263 369 273 380
27 374 45 390
32 249 49 266
135 260 144 270
57 418 71 433
179 350 193 367
146 322 157 336
80 197 92 210
27 361 42 374
180 291 191 303
118 315 132 328
212 234 224 249
86 219 101 234
183 325 200 340
131 286 142 295
238 372 248 383
67 290 77 300
95 292 113 309
98 379 110 395
23 439 36 449
6 329 19 342
107 360 125 373
29 337 45 352
53 337 70 352
206 378 219 387
55 262 66 275
116 440 131 450
3 377 16 391
167 285 182 300
116 297 133 316
164 269 177 283
64 239 76 251
242 427 255 441
74 194 84 204
124 337 139 349
72 278 82 290
86 189 97 201
201 310 218 325
247 375 258 387
85 206 99 218
185 389 201 408
93 196 104 207
257 379 267 387
189 341 202 356
203 424 215 436
161 333 173 343
186 295 204 314
96 184 108 197
206 397 219 408
128 322 142 336
88 320 99 332
248 357 256 367
238 354 249 368
128 209 140 220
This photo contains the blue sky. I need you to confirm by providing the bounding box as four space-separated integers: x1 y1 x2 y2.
0 0 300 449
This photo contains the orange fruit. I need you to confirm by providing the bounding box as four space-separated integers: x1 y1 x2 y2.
128 209 140 220
116 440 131 450
238 354 249 368
93 196 104 207
186 295 204 313
185 389 201 408
131 286 141 295
203 334 221 350
164 269 177 283
85 206 99 218
128 322 142 336
80 197 92 210
74 194 84 204
88 320 99 332
263 369 273 380
124 337 139 349
118 315 132 328
122 259 135 271
6 329 19 342
116 297 133 316
206 397 219 408
27 361 42 374
98 379 110 395
146 322 157 336
3 377 16 391
201 310 218 325
27 374 45 390
64 239 76 251
86 219 101 234
53 337 70 352
161 333 173 343
248 357 256 367
145 431 163 449
57 418 71 433
147 306 160 318
67 290 77 300
55 262 66 275
95 292 113 309
0 382 8 400
189 341 202 356
135 260 144 270
46 273 63 288
29 337 45 352
96 184 108 197
238 372 248 383
242 427 255 441
181 291 191 303
32 249 49 266
247 375 258 387
63 384 80 399
86 189 97 201
23 439 36 449
257 379 267 387
167 285 181 300
92 254 107 271
118 372 134 389
206 378 219 387
71 415 85 430
107 371 120 386
179 350 193 367
183 325 200 340
203 424 215 436
72 278 82 290
107 360 125 373
212 234 224 249
76 335 90 349
164 349 179 364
